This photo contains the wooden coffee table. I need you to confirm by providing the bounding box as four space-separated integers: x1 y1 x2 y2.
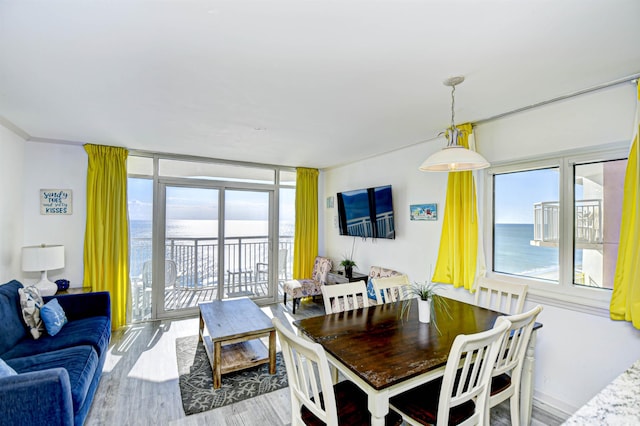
198 298 276 389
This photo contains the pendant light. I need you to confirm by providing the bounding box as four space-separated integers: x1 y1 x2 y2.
419 76 490 172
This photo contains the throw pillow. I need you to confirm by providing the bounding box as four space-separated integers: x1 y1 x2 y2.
40 298 68 337
366 278 385 303
18 286 45 339
0 357 17 377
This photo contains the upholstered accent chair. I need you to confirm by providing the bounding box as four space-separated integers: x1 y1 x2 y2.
283 256 332 314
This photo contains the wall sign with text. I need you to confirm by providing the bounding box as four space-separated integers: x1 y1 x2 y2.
40 189 73 215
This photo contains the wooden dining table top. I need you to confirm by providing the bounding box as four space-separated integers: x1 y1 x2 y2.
295 297 536 391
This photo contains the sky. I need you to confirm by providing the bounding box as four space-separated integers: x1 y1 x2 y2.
127 178 295 222
494 168 559 224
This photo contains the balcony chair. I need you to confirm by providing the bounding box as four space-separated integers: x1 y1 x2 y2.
390 317 511 426
474 277 528 314
256 248 289 283
283 256 332 314
322 280 370 314
273 318 403 426
138 259 178 317
488 305 543 426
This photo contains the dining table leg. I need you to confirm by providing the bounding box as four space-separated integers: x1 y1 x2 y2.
520 329 538 426
368 390 390 426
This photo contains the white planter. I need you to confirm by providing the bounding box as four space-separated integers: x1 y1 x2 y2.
418 298 431 323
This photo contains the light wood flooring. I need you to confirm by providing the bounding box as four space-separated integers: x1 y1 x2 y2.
86 298 566 426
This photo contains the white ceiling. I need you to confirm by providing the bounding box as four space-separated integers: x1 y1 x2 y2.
1 0 639 169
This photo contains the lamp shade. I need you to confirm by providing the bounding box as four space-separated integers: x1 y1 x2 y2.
418 146 490 172
21 245 65 297
22 245 65 272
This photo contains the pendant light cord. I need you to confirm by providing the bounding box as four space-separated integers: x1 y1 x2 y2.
450 84 456 130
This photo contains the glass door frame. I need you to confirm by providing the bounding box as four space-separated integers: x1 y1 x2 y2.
152 178 278 320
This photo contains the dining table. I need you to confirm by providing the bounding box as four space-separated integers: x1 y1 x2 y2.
294 297 542 426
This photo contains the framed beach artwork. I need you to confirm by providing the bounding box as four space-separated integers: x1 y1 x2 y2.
410 203 437 221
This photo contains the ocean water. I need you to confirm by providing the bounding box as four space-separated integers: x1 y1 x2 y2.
494 223 563 279
130 219 293 239
129 219 293 279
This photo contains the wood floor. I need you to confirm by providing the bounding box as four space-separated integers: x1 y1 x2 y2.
86 298 566 426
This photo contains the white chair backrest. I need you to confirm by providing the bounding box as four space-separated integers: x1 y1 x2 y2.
322 280 370 314
372 274 411 304
474 278 528 314
437 317 511 426
142 259 177 288
279 248 288 279
273 318 338 425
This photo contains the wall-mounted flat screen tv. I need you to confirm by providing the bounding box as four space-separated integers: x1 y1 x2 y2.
337 185 395 239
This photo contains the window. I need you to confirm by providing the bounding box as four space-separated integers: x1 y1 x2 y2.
573 160 626 290
488 146 627 307
493 168 560 281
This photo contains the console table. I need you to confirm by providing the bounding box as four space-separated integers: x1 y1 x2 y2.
327 270 368 284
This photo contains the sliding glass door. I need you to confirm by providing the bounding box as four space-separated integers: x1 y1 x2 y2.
127 155 294 322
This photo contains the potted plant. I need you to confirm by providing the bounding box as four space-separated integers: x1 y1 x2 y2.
340 238 357 278
340 259 356 279
406 281 445 323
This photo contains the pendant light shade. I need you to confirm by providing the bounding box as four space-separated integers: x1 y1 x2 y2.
419 145 490 171
419 76 490 172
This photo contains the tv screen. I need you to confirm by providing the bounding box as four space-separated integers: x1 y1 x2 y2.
337 185 395 239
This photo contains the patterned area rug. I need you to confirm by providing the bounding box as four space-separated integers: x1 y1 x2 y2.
175 335 288 415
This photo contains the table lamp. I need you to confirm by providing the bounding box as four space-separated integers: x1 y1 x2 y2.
21 244 65 297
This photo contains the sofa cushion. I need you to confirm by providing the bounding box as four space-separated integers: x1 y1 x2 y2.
6 345 100 413
0 280 28 356
1 316 110 361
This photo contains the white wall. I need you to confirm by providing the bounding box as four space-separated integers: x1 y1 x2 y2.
321 82 640 416
0 124 25 282
22 141 87 288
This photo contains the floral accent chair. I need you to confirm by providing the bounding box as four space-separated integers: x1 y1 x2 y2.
367 265 402 304
283 256 332 314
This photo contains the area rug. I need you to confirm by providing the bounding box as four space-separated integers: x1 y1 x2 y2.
175 335 288 415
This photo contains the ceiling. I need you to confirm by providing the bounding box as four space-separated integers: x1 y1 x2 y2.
1 0 639 169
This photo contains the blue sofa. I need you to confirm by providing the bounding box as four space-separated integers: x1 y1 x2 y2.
0 280 111 426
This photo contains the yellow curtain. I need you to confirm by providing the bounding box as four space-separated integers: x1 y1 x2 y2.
432 123 480 290
83 144 129 330
293 168 319 279
610 83 640 328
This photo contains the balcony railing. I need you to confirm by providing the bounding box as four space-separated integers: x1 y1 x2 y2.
532 199 602 245
130 235 294 290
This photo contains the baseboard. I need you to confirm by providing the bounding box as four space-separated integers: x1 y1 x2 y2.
532 392 577 421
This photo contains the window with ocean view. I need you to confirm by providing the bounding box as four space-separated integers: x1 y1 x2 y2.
493 168 560 282
490 147 627 299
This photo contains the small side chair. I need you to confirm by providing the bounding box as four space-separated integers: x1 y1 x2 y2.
283 256 332 314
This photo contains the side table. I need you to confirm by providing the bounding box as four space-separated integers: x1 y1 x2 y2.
327 270 368 284
56 287 92 295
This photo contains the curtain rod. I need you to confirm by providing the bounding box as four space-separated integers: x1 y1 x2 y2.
474 72 640 126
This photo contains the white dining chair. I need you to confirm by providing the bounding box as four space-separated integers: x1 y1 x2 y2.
272 318 402 426
321 280 370 314
390 317 511 426
474 277 528 314
371 274 411 304
488 305 543 426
